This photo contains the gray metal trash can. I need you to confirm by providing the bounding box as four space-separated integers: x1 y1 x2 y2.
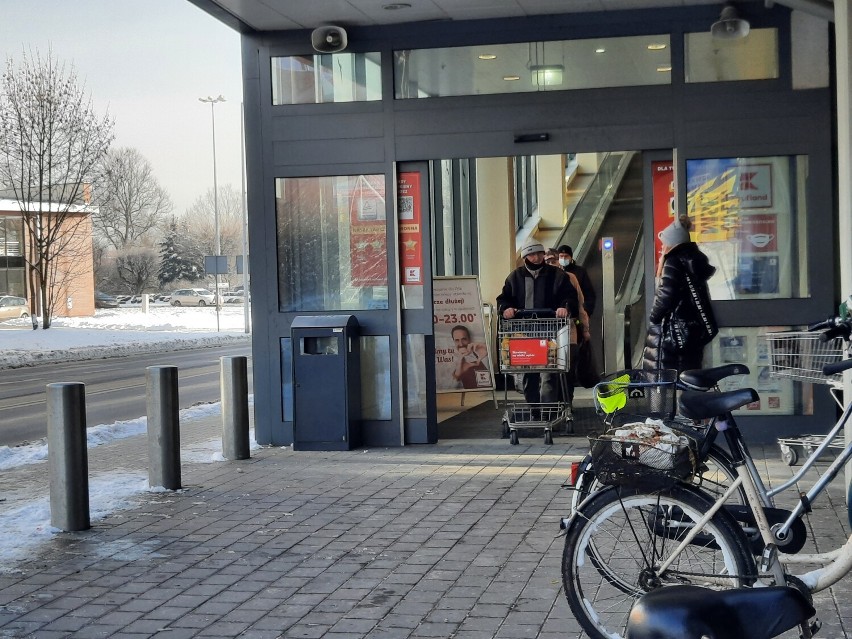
291 315 361 451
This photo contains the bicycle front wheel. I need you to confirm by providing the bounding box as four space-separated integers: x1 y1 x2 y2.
562 484 755 639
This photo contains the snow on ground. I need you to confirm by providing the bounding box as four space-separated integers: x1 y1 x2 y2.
0 306 258 572
0 305 251 369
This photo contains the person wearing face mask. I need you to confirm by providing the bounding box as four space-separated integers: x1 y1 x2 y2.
497 238 579 404
557 245 596 316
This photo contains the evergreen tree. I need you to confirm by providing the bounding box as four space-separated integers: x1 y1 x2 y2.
158 221 203 287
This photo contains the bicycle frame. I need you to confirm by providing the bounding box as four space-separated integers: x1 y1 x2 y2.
652 411 852 595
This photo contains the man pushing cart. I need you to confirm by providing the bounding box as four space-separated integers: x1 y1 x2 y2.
496 238 579 444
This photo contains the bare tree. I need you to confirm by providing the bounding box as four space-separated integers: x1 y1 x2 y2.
94 147 172 249
0 48 114 327
182 184 244 258
115 244 159 294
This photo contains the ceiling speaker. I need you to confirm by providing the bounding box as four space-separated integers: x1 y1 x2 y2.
311 26 348 53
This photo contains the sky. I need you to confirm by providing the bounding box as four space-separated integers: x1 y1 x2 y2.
0 0 244 216
0 305 258 571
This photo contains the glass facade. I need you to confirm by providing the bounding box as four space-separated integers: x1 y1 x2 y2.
706 326 812 416
275 175 389 312
686 155 808 301
685 29 779 83
395 35 671 99
361 335 392 420
271 52 382 105
0 216 25 297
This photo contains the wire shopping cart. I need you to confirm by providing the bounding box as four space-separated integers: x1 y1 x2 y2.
766 330 846 465
498 310 572 445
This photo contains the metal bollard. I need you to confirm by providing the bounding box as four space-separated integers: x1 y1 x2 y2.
146 366 181 489
47 382 90 531
221 356 250 460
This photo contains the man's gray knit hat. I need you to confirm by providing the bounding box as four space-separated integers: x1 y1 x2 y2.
520 238 545 258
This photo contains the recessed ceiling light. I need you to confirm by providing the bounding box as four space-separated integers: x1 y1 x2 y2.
383 2 411 9
657 65 672 73
648 43 667 51
478 54 497 60
503 75 521 81
595 47 606 54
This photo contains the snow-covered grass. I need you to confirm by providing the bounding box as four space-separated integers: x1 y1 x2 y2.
0 306 257 572
0 305 251 369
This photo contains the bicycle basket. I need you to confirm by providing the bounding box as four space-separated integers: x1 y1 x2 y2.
765 331 845 385
593 369 678 426
589 422 697 489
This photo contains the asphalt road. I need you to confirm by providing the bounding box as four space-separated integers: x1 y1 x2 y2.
0 343 253 447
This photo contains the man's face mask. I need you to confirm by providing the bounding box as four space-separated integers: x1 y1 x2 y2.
559 258 571 267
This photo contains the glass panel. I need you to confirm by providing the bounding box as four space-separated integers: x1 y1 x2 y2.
395 35 670 98
686 155 807 300
705 326 810 416
275 175 389 312
0 218 22 257
685 29 778 83
271 52 382 105
361 335 392 420
280 337 293 422
403 334 428 418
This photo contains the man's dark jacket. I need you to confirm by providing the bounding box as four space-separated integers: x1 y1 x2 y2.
497 264 579 318
564 262 597 315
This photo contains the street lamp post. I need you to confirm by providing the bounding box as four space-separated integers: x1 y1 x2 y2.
199 95 225 331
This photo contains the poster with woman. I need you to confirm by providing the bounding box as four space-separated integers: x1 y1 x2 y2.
433 277 495 393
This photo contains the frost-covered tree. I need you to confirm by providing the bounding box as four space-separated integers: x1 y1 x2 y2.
93 147 172 249
158 220 203 287
0 48 114 327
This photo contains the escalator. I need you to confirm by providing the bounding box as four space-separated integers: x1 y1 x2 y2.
555 152 648 374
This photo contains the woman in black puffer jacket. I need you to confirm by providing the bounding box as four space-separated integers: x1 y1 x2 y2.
642 218 718 374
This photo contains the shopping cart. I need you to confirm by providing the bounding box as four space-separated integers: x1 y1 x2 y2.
766 330 846 465
498 310 572 445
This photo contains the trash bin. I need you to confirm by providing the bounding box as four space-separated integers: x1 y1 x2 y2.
291 315 361 451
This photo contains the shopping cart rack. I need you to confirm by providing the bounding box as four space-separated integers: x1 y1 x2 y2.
498 311 571 445
766 330 846 465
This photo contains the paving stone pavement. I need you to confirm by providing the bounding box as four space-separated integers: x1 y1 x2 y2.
0 409 850 638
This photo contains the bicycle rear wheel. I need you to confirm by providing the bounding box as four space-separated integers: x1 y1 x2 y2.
562 484 756 639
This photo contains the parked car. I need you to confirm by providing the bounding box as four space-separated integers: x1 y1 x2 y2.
0 295 29 320
94 291 120 309
223 290 249 304
170 288 218 307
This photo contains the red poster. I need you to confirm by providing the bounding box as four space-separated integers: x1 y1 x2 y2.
349 175 387 287
651 161 675 258
397 172 423 285
738 214 777 253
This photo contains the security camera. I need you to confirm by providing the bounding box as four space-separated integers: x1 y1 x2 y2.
311 26 348 53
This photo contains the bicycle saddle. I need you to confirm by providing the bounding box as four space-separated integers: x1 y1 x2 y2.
679 364 750 391
678 388 758 421
626 585 815 639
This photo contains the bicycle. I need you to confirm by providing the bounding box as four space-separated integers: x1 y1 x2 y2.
564 364 751 514
560 316 852 639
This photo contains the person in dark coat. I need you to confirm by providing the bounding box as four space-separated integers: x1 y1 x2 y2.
497 238 579 404
557 244 596 316
641 219 718 374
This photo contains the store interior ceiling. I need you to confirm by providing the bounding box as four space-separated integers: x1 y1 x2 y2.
194 0 833 33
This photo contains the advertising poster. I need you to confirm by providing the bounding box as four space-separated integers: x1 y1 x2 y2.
433 276 495 393
349 175 387 287
651 160 675 258
397 172 423 285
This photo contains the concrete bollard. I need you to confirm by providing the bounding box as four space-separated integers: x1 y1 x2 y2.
146 366 181 489
47 382 90 531
221 356 250 460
